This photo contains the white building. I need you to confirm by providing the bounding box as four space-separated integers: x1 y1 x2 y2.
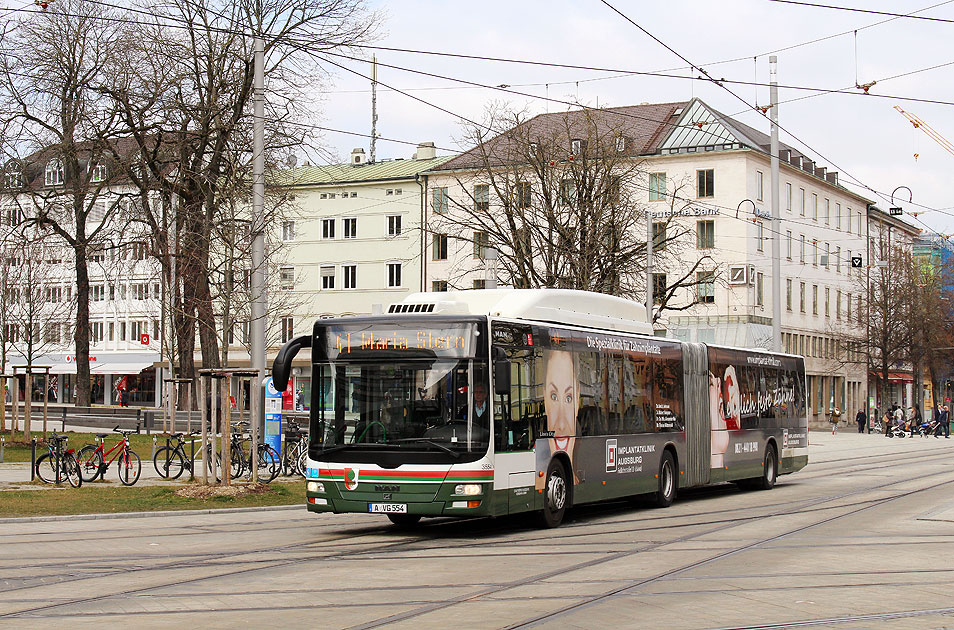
422 98 910 424
2 151 163 406
266 144 453 400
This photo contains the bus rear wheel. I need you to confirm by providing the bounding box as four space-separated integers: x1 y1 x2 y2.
652 451 676 508
538 459 569 528
387 513 422 528
738 444 777 491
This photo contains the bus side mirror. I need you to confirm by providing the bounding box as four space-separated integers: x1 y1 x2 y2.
492 346 510 395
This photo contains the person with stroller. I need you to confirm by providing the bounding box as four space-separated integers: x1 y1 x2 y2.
935 405 950 439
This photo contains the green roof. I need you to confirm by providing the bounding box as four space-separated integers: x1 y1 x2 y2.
273 155 454 187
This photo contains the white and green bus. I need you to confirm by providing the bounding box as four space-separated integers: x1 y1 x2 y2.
272 289 808 528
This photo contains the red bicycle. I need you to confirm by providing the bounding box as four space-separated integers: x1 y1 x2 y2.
77 426 142 486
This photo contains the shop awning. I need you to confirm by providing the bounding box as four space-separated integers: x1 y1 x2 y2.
869 371 913 383
44 361 156 375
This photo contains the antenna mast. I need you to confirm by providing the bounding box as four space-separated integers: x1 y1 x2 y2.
370 55 378 163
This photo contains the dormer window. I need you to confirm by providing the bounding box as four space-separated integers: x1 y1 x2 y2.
528 142 538 158
89 163 107 183
4 161 21 189
615 137 626 153
570 139 584 155
45 159 64 186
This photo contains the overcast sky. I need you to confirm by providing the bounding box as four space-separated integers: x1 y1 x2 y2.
313 0 954 235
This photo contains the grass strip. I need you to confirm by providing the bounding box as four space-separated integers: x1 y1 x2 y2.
0 480 305 518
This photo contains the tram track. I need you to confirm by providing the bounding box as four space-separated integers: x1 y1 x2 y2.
3 448 950 625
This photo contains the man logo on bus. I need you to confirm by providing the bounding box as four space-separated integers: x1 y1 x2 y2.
344 468 359 490
606 439 617 473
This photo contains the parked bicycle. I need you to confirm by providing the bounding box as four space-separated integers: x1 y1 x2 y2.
231 422 281 483
35 432 82 487
282 420 308 477
76 426 142 486
153 431 201 480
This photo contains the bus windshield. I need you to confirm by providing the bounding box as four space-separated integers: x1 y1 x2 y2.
313 358 490 463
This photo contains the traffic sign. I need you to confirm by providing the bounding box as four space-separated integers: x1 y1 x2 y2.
140 333 149 345
850 256 863 268
889 207 903 216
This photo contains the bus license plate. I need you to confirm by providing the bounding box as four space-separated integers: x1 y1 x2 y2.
369 503 407 514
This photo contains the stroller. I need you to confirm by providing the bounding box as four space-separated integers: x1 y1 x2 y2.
886 416 908 438
918 418 941 437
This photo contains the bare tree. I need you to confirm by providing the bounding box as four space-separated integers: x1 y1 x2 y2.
431 104 711 316
0 0 133 406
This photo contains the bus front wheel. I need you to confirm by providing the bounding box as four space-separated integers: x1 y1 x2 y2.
652 451 676 508
538 459 568 528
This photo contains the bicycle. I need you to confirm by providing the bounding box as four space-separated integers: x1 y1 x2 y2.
282 421 308 477
153 431 201 480
231 422 280 483
35 432 82 487
76 426 142 486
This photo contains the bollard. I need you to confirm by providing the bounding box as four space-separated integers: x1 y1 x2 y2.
152 436 157 463
189 436 195 482
31 438 36 481
61 408 66 433
0 436 4 463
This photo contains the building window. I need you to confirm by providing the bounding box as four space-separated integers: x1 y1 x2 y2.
696 271 715 303
825 286 830 317
343 217 357 239
836 203 842 229
321 218 335 239
649 172 667 201
432 187 449 213
812 240 818 266
473 279 486 290
387 215 402 236
756 171 764 201
343 264 356 289
811 193 818 220
570 139 584 155
120 321 126 341
280 317 294 343
799 188 805 216
4 163 22 189
696 220 714 249
515 181 531 208
615 136 626 152
394 188 402 195
473 231 489 259
846 206 852 233
89 163 106 183
559 179 576 205
824 242 830 268
800 282 806 313
812 284 818 315
282 221 295 241
824 198 830 224
432 280 448 292
786 278 792 311
432 233 448 260
836 246 841 272
474 184 489 210
320 265 335 290
786 230 792 259
786 182 792 212
387 262 402 288
91 321 104 344
836 289 842 319
696 169 714 198
652 222 667 249
756 272 764 306
756 221 764 252
91 284 105 302
280 266 294 290
45 159 64 186
652 273 666 305
799 234 805 264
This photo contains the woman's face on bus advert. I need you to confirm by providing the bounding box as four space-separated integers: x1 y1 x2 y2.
544 350 577 457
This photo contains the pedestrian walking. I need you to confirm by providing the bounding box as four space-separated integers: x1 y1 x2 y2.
830 406 841 434
936 405 950 438
856 408 866 433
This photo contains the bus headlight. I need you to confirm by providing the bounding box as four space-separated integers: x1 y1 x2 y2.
454 484 482 496
307 481 325 493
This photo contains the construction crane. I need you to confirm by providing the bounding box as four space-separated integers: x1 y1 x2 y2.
894 105 954 158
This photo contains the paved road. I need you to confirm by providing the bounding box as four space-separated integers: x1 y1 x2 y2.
1 431 953 630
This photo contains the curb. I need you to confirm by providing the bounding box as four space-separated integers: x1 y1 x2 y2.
0 503 304 524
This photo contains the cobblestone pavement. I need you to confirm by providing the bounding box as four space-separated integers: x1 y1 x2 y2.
0 430 952 629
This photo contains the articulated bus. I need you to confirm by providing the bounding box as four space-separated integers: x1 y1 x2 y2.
272 289 808 528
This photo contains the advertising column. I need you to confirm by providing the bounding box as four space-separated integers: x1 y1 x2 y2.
264 377 283 454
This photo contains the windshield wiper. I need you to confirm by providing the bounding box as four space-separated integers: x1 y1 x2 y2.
389 438 461 458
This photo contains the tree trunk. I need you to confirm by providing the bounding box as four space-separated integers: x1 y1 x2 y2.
74 243 91 407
